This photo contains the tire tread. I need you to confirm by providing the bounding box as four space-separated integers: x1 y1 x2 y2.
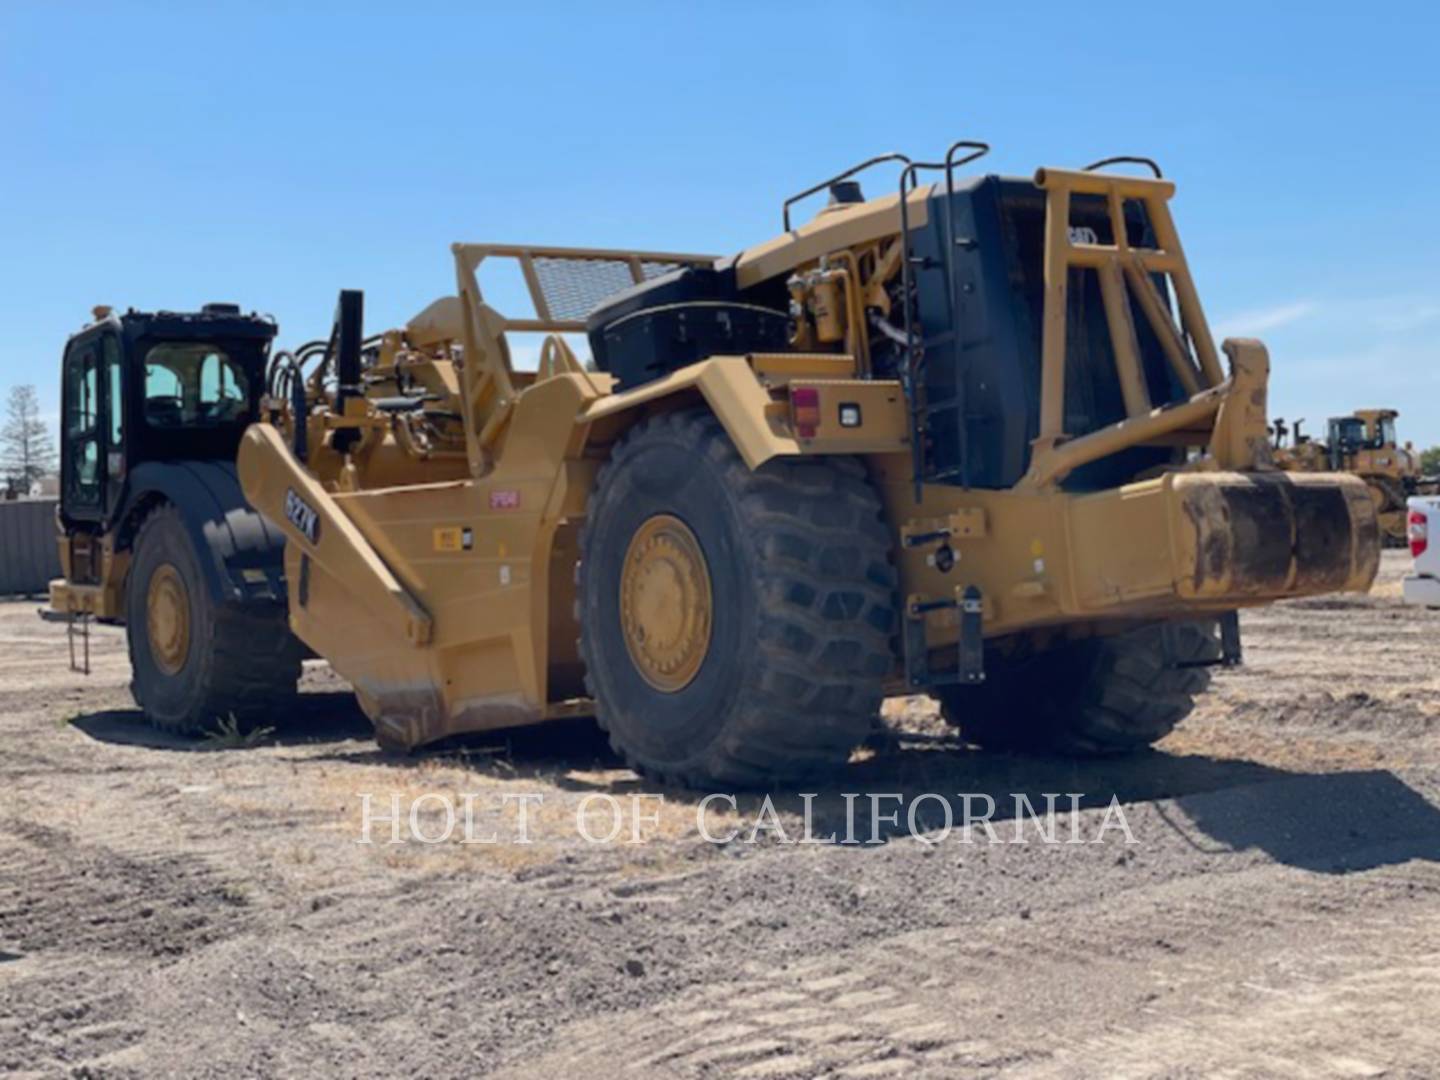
939 622 1218 756
578 409 896 787
127 506 302 734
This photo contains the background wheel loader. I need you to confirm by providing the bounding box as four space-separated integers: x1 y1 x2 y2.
49 304 303 731
54 141 1381 785
1271 408 1431 546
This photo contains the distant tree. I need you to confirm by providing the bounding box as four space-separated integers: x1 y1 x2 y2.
1 385 57 493
1421 446 1440 476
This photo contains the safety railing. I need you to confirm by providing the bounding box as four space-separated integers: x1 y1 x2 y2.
449 243 717 475
782 153 917 232
453 243 716 333
1023 165 1226 488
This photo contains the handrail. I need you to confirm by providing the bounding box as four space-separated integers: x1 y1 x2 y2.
895 140 993 499
897 157 946 500
1082 155 1164 178
783 152 914 232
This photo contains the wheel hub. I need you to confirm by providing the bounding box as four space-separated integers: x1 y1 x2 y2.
619 514 713 692
146 563 191 676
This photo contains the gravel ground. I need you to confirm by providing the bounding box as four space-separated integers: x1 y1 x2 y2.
2 552 1439 1078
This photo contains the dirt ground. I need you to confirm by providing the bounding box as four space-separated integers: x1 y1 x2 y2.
2 551 1439 1079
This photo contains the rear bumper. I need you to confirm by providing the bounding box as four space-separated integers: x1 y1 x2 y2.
1169 471 1381 601
1403 574 1440 608
1066 470 1380 615
895 468 1381 643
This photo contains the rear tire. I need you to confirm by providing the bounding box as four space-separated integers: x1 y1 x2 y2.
578 409 896 788
936 622 1218 755
126 506 301 734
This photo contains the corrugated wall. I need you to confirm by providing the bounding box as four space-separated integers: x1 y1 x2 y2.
0 498 61 596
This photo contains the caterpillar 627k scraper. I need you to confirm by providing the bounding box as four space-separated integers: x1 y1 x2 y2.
55 141 1380 784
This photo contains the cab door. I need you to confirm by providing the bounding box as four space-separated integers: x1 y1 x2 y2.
60 331 124 524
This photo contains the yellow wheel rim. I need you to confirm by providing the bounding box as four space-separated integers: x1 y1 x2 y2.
146 563 191 676
619 514 713 693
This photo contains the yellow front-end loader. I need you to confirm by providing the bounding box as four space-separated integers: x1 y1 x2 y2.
230 141 1377 786
1274 408 1425 545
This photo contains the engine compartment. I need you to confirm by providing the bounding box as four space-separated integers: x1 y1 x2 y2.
583 173 1195 492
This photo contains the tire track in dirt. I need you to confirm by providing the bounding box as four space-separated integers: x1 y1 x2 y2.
0 819 252 1078
1 555 1439 1076
499 859 1440 1079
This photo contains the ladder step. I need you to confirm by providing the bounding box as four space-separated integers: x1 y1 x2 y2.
66 610 92 676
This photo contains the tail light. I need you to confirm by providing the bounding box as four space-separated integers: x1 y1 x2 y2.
1409 509 1428 558
790 386 821 439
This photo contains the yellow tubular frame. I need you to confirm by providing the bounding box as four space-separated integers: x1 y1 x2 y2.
1024 167 1233 489
451 243 716 477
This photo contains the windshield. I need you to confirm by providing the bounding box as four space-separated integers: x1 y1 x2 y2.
1331 418 1365 448
1379 417 1398 447
144 342 251 428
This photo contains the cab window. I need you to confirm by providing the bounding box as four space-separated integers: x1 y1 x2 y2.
144 343 250 427
64 346 101 501
104 336 123 450
1331 418 1364 447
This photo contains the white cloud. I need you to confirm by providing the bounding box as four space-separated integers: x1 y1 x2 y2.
1214 300 1318 338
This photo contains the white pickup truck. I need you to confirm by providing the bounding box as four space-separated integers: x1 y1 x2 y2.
1403 495 1440 606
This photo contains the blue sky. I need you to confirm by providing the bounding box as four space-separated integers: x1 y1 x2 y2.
3 2 1438 445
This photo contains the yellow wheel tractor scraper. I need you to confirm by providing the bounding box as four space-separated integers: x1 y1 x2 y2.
56 142 1381 785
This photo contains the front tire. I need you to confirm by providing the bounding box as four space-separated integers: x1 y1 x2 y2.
578 410 896 787
126 506 301 734
936 622 1218 755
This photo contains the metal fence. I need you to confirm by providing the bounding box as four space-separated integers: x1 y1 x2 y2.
0 498 60 597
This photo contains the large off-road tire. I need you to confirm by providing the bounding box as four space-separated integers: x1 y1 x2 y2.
578 409 896 788
126 506 302 734
936 622 1218 755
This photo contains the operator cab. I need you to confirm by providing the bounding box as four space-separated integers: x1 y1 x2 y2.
1328 416 1367 454
1329 411 1398 453
58 303 275 530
